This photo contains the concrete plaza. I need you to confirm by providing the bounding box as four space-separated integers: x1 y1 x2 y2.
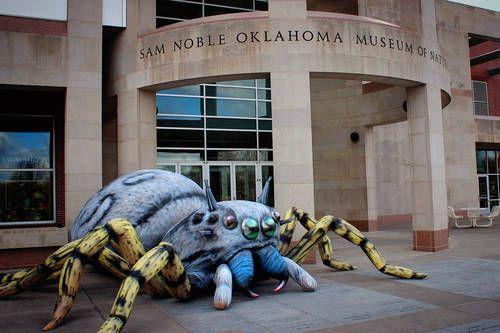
1 223 499 333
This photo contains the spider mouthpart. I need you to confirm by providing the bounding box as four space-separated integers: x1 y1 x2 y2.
272 211 281 221
208 213 219 224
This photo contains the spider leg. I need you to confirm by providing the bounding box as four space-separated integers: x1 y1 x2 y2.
0 240 81 298
286 212 427 279
282 208 355 271
98 242 190 333
213 264 232 309
43 218 176 331
278 208 297 254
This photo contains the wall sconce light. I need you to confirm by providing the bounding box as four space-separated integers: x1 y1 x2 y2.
350 131 360 143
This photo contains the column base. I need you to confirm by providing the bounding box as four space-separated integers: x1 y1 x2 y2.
349 220 379 232
412 229 448 252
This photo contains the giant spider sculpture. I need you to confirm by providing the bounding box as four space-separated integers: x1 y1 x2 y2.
0 170 426 333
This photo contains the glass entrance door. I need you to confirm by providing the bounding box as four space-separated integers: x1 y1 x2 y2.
478 175 489 214
235 165 256 201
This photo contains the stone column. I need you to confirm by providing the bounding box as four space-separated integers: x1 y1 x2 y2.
271 71 315 240
117 89 157 175
407 84 448 251
65 0 103 231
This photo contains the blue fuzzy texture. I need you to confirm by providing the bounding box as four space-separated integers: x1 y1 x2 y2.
254 246 288 279
228 250 254 288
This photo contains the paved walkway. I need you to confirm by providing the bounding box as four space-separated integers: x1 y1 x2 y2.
2 223 500 333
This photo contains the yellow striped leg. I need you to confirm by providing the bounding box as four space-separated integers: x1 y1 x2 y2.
286 213 427 279
282 208 355 270
278 208 298 254
96 247 131 279
0 240 80 298
98 242 190 333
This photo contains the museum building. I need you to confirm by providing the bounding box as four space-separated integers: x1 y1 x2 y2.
0 0 499 268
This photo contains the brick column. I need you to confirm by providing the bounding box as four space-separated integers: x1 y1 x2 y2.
407 84 448 251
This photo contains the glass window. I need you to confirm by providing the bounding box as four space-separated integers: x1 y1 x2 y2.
487 150 496 173
156 0 268 28
258 101 272 118
206 118 256 130
157 96 203 116
206 99 255 118
159 85 202 96
210 165 231 201
157 150 204 162
472 81 488 116
205 86 255 99
156 79 272 163
180 165 203 188
0 116 54 224
476 150 486 174
207 150 257 161
157 164 176 172
258 132 273 149
157 115 203 128
157 129 204 148
257 89 271 100
489 175 498 199
207 131 257 148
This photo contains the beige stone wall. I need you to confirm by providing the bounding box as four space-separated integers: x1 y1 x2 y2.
373 121 411 217
310 78 407 224
435 0 500 209
0 0 103 249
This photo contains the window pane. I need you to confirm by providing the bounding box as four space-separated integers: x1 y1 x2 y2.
206 118 256 129
212 80 255 87
156 18 182 27
207 150 257 161
157 150 204 162
235 165 256 201
258 101 272 118
474 101 488 116
157 129 204 148
204 4 245 16
157 96 203 116
258 120 272 130
0 132 51 169
259 150 273 161
207 131 256 148
255 0 268 10
157 115 203 128
487 150 496 173
257 89 271 100
206 99 255 117
206 86 255 99
476 150 486 173
210 165 231 201
473 81 487 102
489 175 498 199
156 0 202 20
159 85 202 96
180 165 203 188
259 132 273 149
256 78 270 88
157 164 176 172
0 170 53 223
205 0 254 9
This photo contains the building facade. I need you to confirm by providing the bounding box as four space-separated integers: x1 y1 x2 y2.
0 0 499 267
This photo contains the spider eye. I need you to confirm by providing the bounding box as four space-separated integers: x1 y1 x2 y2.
208 213 219 224
261 216 276 238
192 212 204 225
241 218 259 239
272 211 281 222
223 215 238 229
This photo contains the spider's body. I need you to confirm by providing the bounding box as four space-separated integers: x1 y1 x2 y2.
0 169 427 333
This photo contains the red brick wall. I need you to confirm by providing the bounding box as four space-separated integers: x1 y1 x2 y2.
470 41 500 116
